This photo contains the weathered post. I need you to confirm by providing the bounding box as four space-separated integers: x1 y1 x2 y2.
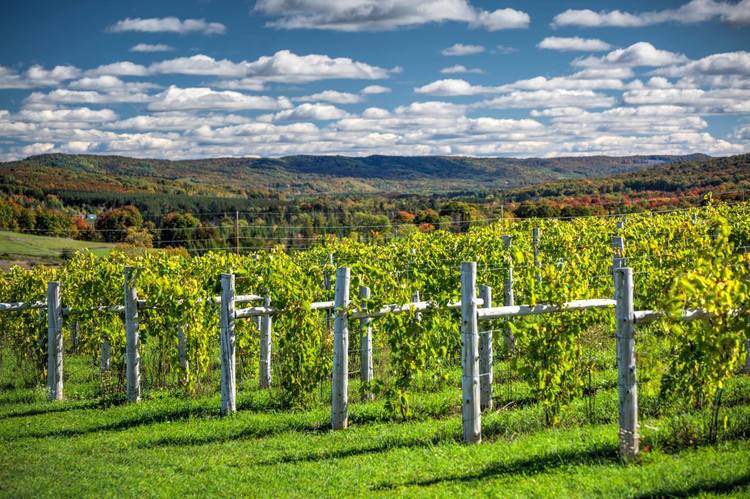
478 284 492 412
46 281 63 401
460 262 481 443
332 267 350 430
259 295 272 389
101 338 111 371
124 267 141 403
219 273 236 415
532 227 541 284
412 289 421 322
178 327 189 386
502 235 516 354
615 266 639 461
359 285 373 401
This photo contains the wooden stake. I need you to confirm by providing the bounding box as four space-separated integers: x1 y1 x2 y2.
478 284 492 412
46 281 63 401
503 235 516 354
332 267 350 430
460 261 481 443
124 267 141 403
100 338 111 371
260 295 272 389
615 266 639 461
178 327 189 386
359 285 373 401
220 273 236 415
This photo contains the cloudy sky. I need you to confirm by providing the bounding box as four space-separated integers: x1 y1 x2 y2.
0 0 749 160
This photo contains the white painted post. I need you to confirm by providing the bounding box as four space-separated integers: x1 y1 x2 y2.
532 227 541 284
101 338 111 371
178 327 189 385
124 267 141 403
478 284 492 412
460 261 481 443
219 273 236 415
259 295 272 389
332 267 350 430
359 285 373 401
46 281 63 401
615 266 639 461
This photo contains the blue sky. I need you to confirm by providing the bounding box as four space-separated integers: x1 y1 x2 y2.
0 0 748 159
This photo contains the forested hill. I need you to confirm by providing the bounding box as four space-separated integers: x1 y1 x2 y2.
0 153 708 198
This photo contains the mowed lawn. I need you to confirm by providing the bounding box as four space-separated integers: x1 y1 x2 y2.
1 353 750 497
0 231 115 262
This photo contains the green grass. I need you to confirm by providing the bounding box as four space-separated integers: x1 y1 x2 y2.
0 230 115 263
1 353 750 497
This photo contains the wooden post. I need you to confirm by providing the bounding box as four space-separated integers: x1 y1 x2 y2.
412 289 421 322
532 227 541 284
615 266 639 461
101 338 111 371
332 267 350 430
359 285 373 401
478 284 492 412
460 262 481 443
259 295 272 389
46 281 63 401
503 235 516 354
178 327 189 386
124 267 141 403
220 273 236 415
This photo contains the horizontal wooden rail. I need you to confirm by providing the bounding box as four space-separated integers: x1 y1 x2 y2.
0 300 47 312
477 298 616 321
634 308 716 324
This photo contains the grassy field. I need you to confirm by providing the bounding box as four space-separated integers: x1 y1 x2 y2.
1 352 750 497
0 231 115 268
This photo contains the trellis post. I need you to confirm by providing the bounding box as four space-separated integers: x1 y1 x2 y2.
46 281 63 401
178 326 189 386
100 338 111 371
502 235 516 354
260 295 272 389
124 267 141 403
332 267 350 430
359 285 373 401
615 266 639 461
220 273 236 415
478 284 492 412
460 261 481 443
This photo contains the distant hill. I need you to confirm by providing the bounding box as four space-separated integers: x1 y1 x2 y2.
0 153 710 199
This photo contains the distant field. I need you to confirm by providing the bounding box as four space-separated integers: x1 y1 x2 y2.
0 230 115 268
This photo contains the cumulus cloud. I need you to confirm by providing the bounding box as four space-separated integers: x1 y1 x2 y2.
0 64 80 89
69 75 158 92
24 88 153 105
17 106 118 123
551 0 750 28
361 85 390 94
538 37 612 52
294 90 363 104
440 65 484 74
253 0 529 31
147 86 292 111
415 79 494 96
573 42 689 68
87 61 149 77
479 89 616 109
109 17 226 35
442 43 485 56
130 43 173 53
262 103 351 121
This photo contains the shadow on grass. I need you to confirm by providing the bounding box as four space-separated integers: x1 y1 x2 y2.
0 400 99 420
371 444 619 491
635 472 750 498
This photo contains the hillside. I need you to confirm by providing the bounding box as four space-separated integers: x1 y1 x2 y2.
0 153 708 199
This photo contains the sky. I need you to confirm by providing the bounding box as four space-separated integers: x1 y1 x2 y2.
0 0 749 160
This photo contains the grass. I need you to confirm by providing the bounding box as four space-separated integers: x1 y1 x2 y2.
1 353 750 497
0 230 115 267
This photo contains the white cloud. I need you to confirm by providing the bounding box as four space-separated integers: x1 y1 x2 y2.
573 42 689 68
493 45 518 54
440 65 484 74
361 85 391 94
130 43 173 53
415 79 493 96
415 72 627 96
243 50 394 82
552 0 750 28
0 64 80 89
215 78 266 91
654 51 750 77
149 54 249 77
24 88 153 105
254 0 529 31
263 103 351 121
295 90 363 104
109 17 226 35
109 112 252 131
17 106 118 123
88 61 149 77
69 75 158 92
21 142 55 156
479 89 616 109
537 37 612 52
442 43 485 56
147 86 292 111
